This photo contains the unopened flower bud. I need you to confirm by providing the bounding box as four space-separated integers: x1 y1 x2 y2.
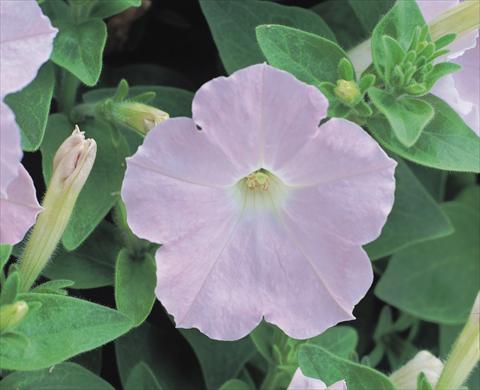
389 351 443 390
0 301 28 332
436 293 480 390
429 1 480 42
18 127 96 292
50 126 96 194
334 79 361 106
109 101 169 135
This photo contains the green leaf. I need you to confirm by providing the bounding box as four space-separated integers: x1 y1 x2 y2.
4 63 55 151
220 379 251 390
256 25 349 86
457 185 480 209
348 0 395 33
367 94 480 172
200 0 334 74
70 347 102 374
42 221 120 289
369 88 434 146
0 293 132 370
124 361 163 390
299 344 395 389
181 329 256 390
31 279 74 295
365 159 453 260
51 18 107 86
371 0 428 77
115 249 156 327
41 114 130 250
0 362 114 390
250 322 277 363
308 326 358 359
375 189 480 324
407 163 446 201
310 1 367 50
90 0 141 19
0 245 12 271
115 322 202 390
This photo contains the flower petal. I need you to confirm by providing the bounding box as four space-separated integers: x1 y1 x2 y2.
432 42 479 136
0 165 41 244
276 118 396 244
417 0 458 22
0 0 57 98
122 118 244 244
288 368 328 390
157 206 371 340
192 64 328 173
288 369 347 390
0 102 22 196
260 65 328 170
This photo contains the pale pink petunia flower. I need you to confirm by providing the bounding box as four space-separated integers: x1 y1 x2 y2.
417 0 479 135
0 0 58 99
288 368 347 390
0 0 57 244
121 64 396 341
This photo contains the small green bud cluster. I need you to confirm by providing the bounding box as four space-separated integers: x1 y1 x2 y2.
100 79 169 135
382 25 459 96
320 58 376 122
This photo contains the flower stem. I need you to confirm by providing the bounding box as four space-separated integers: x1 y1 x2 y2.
261 364 291 390
57 69 80 116
435 294 480 390
18 186 73 292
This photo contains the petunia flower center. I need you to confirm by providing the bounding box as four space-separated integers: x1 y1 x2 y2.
235 168 288 213
245 169 270 191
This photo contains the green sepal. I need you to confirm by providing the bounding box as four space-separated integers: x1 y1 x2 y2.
337 57 355 81
358 74 376 94
434 33 457 50
0 245 12 274
418 42 435 60
424 62 461 90
354 101 373 117
404 83 428 96
30 279 75 295
0 272 19 305
130 91 157 104
318 82 336 101
382 35 406 85
113 79 130 102
417 372 433 390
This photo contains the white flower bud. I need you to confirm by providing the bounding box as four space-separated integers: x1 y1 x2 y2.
18 127 96 292
111 101 169 135
389 351 443 390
